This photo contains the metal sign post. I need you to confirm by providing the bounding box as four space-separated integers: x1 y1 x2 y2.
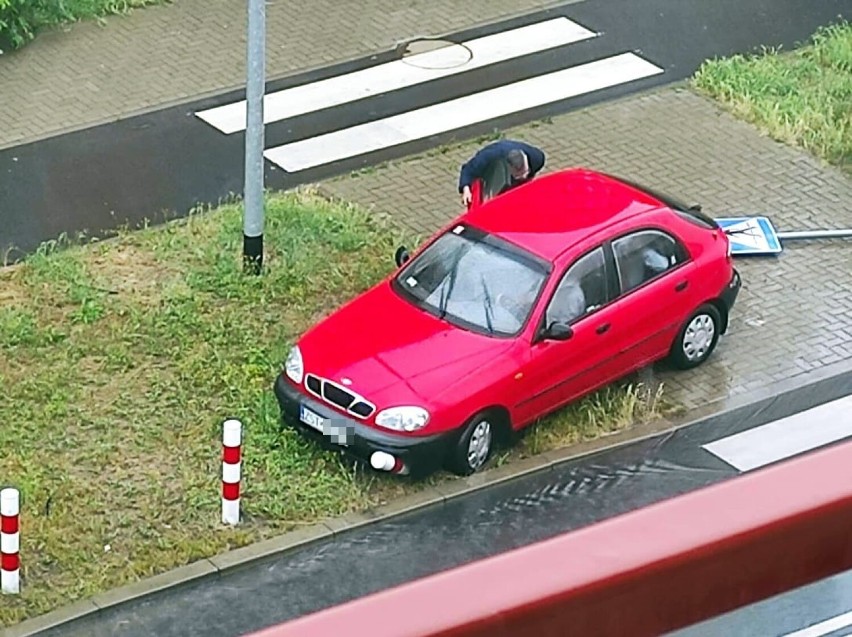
715 216 852 256
243 0 266 275
776 229 852 241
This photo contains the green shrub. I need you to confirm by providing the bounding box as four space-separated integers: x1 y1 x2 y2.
0 0 51 51
0 0 166 52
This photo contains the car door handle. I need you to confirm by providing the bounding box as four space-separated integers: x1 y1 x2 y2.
596 323 610 335
675 280 689 292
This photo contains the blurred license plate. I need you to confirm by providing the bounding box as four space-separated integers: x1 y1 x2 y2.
299 404 326 432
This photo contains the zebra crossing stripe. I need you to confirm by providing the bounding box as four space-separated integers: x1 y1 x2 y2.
702 395 852 472
195 17 598 134
263 52 664 172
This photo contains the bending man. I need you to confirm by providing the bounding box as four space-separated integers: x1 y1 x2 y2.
458 139 546 206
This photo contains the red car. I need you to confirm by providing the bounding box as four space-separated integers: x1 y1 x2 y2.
273 168 741 477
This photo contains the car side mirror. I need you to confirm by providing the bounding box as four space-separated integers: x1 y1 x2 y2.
543 321 573 341
394 246 410 267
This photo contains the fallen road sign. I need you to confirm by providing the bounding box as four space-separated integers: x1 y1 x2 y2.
715 216 782 256
715 216 852 256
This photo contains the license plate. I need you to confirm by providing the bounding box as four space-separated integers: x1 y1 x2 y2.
299 404 326 432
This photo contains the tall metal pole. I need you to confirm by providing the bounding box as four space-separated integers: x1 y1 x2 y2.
243 0 266 274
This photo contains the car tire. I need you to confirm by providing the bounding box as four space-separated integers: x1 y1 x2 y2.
447 412 495 476
669 303 722 370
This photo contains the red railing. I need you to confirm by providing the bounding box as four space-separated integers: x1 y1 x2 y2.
245 440 852 637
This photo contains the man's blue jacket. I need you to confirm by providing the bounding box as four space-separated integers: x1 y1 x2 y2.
457 139 546 193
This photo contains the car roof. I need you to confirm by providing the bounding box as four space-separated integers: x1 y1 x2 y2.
461 168 670 262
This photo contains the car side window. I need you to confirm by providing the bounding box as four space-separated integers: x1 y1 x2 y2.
612 230 686 294
545 247 608 326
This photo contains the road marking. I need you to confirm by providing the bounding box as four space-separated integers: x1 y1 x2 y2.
195 17 598 134
781 610 852 637
264 52 664 172
702 395 852 472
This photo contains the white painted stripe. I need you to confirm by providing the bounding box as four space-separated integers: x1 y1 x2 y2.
196 18 598 134
0 531 19 554
223 419 242 447
264 52 664 172
222 461 241 484
781 610 852 637
702 395 852 472
1 569 20 594
222 498 240 525
0 488 18 516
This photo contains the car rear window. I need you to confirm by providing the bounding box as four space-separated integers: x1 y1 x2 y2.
672 208 718 230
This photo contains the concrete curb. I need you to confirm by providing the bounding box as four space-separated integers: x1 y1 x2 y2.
5 358 852 637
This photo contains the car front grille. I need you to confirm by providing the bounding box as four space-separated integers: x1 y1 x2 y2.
323 383 353 408
304 373 376 419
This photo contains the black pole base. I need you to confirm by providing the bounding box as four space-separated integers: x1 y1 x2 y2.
243 234 263 275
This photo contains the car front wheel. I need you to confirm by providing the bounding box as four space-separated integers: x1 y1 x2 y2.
669 303 721 370
447 413 494 476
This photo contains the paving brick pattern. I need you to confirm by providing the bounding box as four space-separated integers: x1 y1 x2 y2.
320 86 852 411
0 0 563 149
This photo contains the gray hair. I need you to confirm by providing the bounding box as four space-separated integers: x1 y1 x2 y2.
506 149 526 171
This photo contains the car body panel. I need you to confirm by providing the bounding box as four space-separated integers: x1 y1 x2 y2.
512 300 626 425
297 282 514 411
465 169 665 263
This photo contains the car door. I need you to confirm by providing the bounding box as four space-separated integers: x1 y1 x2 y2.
468 158 514 208
605 227 697 367
512 246 621 424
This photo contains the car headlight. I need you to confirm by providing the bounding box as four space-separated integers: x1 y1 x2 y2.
284 345 304 384
375 406 430 432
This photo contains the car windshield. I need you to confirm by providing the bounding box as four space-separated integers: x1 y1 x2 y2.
393 225 549 337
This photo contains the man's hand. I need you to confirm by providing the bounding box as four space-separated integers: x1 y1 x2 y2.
461 185 472 207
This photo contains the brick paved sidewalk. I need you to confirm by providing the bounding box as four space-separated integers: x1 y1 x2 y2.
0 0 564 150
320 85 852 412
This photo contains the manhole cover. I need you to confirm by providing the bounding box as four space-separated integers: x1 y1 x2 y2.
401 38 472 69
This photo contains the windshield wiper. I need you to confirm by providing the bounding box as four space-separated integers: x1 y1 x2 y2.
438 247 466 320
438 266 457 319
480 273 495 334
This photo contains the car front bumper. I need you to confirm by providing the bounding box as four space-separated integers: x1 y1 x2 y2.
273 373 454 476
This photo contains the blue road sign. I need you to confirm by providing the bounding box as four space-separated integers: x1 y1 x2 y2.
715 216 782 256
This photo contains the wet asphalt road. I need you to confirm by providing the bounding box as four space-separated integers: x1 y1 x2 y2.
37 367 852 637
1 0 848 262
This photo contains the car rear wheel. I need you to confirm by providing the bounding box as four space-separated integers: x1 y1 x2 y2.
669 303 721 370
447 413 494 476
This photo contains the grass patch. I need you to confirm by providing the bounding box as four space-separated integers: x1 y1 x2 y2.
513 381 669 458
0 189 671 627
692 20 851 172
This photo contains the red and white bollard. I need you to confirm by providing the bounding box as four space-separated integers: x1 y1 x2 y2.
1 487 20 594
222 419 242 525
